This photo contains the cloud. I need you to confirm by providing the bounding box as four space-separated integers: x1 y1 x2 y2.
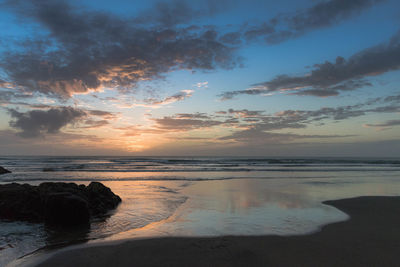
133 0 228 27
152 116 224 131
241 0 384 44
0 89 33 102
219 32 242 45
365 119 400 128
114 125 166 137
218 87 265 100
146 94 400 136
244 23 275 41
214 95 400 142
175 112 211 119
1 0 240 99
114 89 194 109
194 81 208 88
7 106 117 137
145 90 194 106
384 94 400 103
8 107 86 138
93 94 400 150
215 0 382 46
86 109 117 119
0 129 132 156
267 0 383 43
219 128 354 143
227 109 264 117
0 0 383 101
80 119 110 129
133 0 201 27
220 30 400 99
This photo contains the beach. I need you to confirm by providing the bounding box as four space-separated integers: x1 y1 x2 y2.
32 196 400 267
1 157 400 266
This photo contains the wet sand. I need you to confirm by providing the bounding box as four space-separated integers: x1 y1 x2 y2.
35 196 400 267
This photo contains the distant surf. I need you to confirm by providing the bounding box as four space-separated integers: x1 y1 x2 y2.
1 156 399 183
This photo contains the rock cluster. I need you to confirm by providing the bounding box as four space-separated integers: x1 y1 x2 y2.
0 166 11 175
0 182 121 227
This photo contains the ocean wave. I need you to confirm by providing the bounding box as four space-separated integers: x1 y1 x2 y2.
1 156 399 184
29 167 400 173
0 173 392 183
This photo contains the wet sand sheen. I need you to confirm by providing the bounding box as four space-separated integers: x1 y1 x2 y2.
34 196 400 267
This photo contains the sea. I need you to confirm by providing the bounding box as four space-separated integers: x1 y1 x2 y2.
1 156 400 266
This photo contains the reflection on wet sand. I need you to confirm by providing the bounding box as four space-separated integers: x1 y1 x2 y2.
103 179 343 239
104 176 400 240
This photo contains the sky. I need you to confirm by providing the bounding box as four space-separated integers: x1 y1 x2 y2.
0 0 400 156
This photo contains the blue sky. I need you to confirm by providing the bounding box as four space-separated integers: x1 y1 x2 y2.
0 0 400 156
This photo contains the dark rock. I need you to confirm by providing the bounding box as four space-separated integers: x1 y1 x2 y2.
0 166 11 175
86 182 121 215
0 182 121 227
45 193 90 227
0 183 42 222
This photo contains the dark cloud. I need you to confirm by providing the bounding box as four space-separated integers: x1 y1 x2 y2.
365 119 400 128
7 106 117 137
274 96 400 122
219 128 353 143
227 109 264 117
219 32 242 45
223 118 240 124
384 94 400 103
134 0 228 27
218 88 265 100
215 95 400 142
175 113 211 119
0 89 33 102
152 116 224 130
214 106 362 143
86 109 117 119
274 105 366 122
216 0 383 46
1 0 240 99
291 88 341 97
244 23 275 41
356 93 400 106
8 107 86 138
367 105 400 113
266 0 384 44
292 80 373 97
0 129 128 156
134 0 200 27
80 119 110 129
0 101 54 109
151 94 400 134
220 31 400 99
241 0 384 44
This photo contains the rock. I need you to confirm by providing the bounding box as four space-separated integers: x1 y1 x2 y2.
0 166 11 175
0 182 121 227
44 193 90 227
0 183 42 222
86 182 121 215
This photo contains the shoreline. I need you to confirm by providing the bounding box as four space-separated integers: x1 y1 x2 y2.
17 195 400 267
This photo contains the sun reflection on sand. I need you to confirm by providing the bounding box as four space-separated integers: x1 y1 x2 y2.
97 176 400 241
